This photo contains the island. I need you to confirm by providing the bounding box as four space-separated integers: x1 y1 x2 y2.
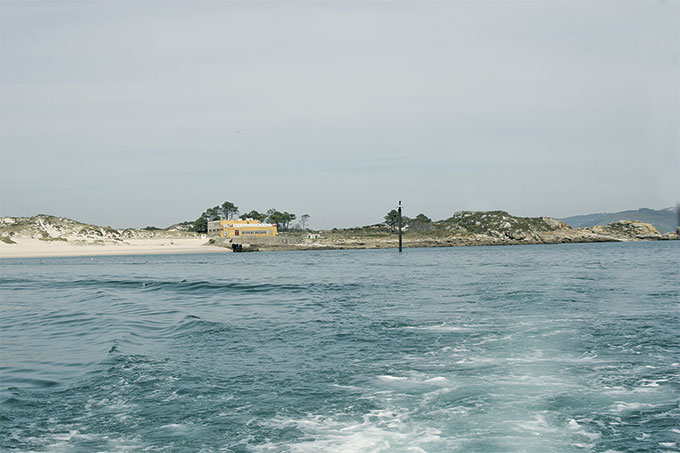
1 210 677 258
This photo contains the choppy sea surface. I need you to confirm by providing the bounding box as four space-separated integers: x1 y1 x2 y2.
1 242 679 452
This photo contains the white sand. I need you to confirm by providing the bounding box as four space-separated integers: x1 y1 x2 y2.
0 238 230 258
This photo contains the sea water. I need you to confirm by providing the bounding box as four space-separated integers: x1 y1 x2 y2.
1 242 678 452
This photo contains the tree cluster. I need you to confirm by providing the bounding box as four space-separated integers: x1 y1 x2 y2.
192 201 308 233
265 209 296 231
384 209 431 233
193 201 240 233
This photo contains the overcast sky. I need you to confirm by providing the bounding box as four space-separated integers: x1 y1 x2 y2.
1 1 678 229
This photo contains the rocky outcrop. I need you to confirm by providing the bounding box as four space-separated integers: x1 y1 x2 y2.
432 211 576 244
429 212 678 245
437 211 566 236
296 214 678 250
587 221 662 240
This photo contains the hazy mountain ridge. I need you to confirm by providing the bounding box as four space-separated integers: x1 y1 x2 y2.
561 208 677 233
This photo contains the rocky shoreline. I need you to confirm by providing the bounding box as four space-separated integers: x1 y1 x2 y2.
217 213 679 252
2 212 677 257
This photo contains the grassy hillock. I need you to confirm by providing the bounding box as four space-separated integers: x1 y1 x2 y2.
432 211 568 238
301 211 570 243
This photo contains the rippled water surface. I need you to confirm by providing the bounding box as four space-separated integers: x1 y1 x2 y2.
1 242 679 452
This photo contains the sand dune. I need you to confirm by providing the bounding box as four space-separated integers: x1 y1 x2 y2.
0 238 229 258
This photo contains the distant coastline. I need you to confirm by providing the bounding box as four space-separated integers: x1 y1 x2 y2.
560 207 677 233
1 211 677 258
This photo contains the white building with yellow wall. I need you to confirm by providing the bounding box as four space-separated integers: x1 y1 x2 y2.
207 219 277 238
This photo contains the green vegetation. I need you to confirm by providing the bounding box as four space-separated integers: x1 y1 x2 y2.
192 206 220 233
300 214 311 229
435 211 559 236
322 225 392 239
169 221 194 230
318 208 571 242
38 236 68 242
241 210 267 222
1 236 16 244
193 201 240 233
221 202 239 220
78 227 103 236
192 201 299 233
599 220 659 237
193 216 208 234
384 209 421 233
266 209 296 231
384 209 400 232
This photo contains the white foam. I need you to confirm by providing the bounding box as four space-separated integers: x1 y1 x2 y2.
577 430 601 441
38 429 141 453
602 385 658 395
405 324 469 332
378 375 408 382
52 430 82 441
640 379 668 387
610 402 657 413
455 357 494 365
257 410 446 453
659 442 676 448
423 377 447 384
161 423 185 430
331 383 362 390
513 414 560 436
420 387 454 407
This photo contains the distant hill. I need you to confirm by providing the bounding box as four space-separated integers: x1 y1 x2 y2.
561 208 678 233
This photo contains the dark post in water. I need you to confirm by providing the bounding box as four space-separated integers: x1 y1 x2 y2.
398 200 402 252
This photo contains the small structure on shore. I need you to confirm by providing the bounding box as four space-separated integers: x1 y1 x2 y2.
207 219 277 238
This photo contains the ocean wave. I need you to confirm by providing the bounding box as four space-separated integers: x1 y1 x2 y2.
2 276 364 296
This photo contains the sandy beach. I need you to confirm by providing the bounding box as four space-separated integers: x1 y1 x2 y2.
0 238 230 259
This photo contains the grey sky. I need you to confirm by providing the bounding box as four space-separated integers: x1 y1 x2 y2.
1 1 678 229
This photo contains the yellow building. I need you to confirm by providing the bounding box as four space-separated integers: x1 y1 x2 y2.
207 219 277 238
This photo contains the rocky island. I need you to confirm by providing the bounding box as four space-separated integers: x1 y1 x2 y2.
3 210 674 258
218 210 678 252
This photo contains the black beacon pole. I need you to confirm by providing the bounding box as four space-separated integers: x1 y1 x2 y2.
398 200 402 253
